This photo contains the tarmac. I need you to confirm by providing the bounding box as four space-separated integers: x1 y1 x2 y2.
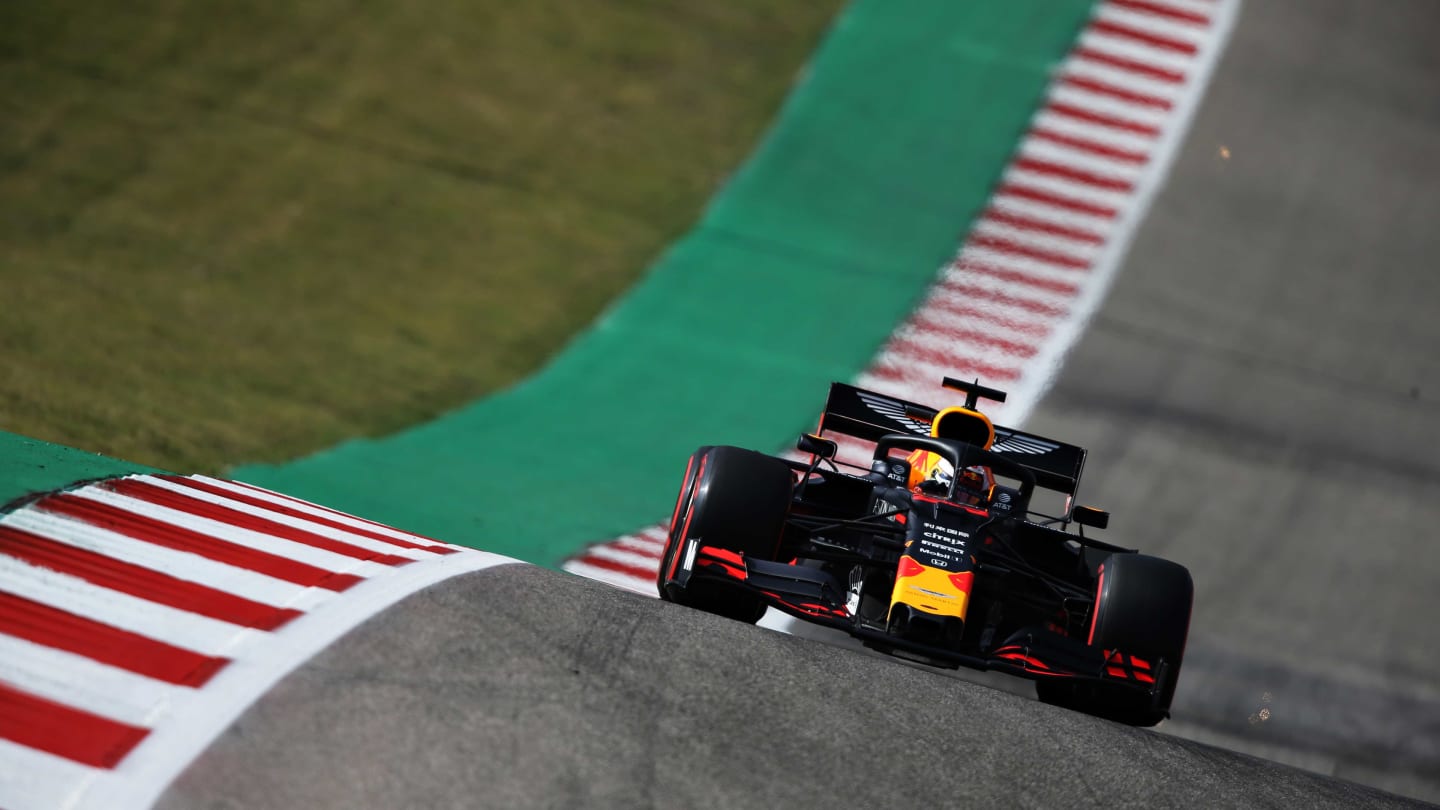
157 1 1440 805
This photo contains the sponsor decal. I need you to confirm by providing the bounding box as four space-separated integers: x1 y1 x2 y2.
912 587 955 600
857 390 931 435
992 430 1060 456
915 522 970 571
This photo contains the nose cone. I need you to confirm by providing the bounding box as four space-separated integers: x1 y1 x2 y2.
886 603 965 648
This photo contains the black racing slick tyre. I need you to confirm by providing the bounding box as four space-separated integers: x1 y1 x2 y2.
657 445 792 624
1036 553 1193 727
657 446 713 601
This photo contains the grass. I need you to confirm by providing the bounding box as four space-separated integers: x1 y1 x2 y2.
0 0 844 472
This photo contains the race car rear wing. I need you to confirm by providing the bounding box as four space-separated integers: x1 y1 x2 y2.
817 382 1088 496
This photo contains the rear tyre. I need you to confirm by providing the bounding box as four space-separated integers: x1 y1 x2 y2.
1036 553 1192 727
657 446 793 624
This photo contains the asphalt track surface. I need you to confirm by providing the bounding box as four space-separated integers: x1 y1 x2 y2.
158 566 1428 810
157 1 1440 806
1023 0 1440 800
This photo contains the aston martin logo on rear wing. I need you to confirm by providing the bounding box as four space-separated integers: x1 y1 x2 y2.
854 390 931 436
992 430 1062 456
819 383 1087 496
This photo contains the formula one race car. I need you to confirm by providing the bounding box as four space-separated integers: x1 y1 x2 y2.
658 377 1193 726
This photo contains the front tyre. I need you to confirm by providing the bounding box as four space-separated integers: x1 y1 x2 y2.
656 446 712 601
657 446 792 624
1037 553 1193 727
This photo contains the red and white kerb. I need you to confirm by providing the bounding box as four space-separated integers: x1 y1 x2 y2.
565 0 1240 596
0 474 512 810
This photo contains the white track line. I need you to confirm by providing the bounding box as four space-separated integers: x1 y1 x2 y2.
1046 84 1172 131
83 547 517 810
0 635 190 729
1078 29 1197 74
564 559 655 595
583 543 664 572
193 476 457 549
4 509 334 611
1097 5 1211 45
0 475 520 810
137 476 440 561
1062 61 1185 101
0 740 102 810
0 555 258 658
68 489 395 578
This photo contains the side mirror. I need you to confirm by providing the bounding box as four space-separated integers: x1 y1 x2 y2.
797 433 837 460
1071 505 1110 530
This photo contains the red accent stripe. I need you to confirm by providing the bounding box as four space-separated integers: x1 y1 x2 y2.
985 206 1106 244
919 300 1054 339
159 477 454 555
0 527 302 631
1108 0 1211 27
1088 565 1106 645
696 557 746 580
935 280 1070 318
1072 46 1186 84
948 570 976 593
897 320 1040 358
915 305 1054 337
696 544 754 576
700 547 745 567
666 455 699 545
1029 127 1148 166
897 556 926 578
0 591 228 686
970 233 1093 271
1090 19 1199 55
1061 74 1173 110
39 494 362 592
667 452 709 583
958 259 1083 296
102 479 414 567
579 554 657 581
227 480 444 543
767 593 848 619
0 681 149 768
613 538 664 559
1046 101 1162 137
995 182 1120 219
1014 157 1135 193
995 650 1054 671
870 356 1021 384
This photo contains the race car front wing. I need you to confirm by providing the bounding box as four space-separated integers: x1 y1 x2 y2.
667 540 1166 705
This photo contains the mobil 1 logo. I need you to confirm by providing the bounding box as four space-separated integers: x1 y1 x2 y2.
912 520 968 572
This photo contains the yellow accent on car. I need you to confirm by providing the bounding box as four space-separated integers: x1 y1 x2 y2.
931 406 995 448
889 558 971 622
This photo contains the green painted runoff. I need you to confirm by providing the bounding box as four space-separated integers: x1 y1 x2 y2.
231 0 1096 565
0 430 161 510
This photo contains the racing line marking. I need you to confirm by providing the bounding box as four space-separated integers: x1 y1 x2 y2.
564 0 1241 596
0 474 517 810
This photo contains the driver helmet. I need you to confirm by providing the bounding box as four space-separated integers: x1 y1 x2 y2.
912 456 993 505
906 404 998 504
954 465 992 505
